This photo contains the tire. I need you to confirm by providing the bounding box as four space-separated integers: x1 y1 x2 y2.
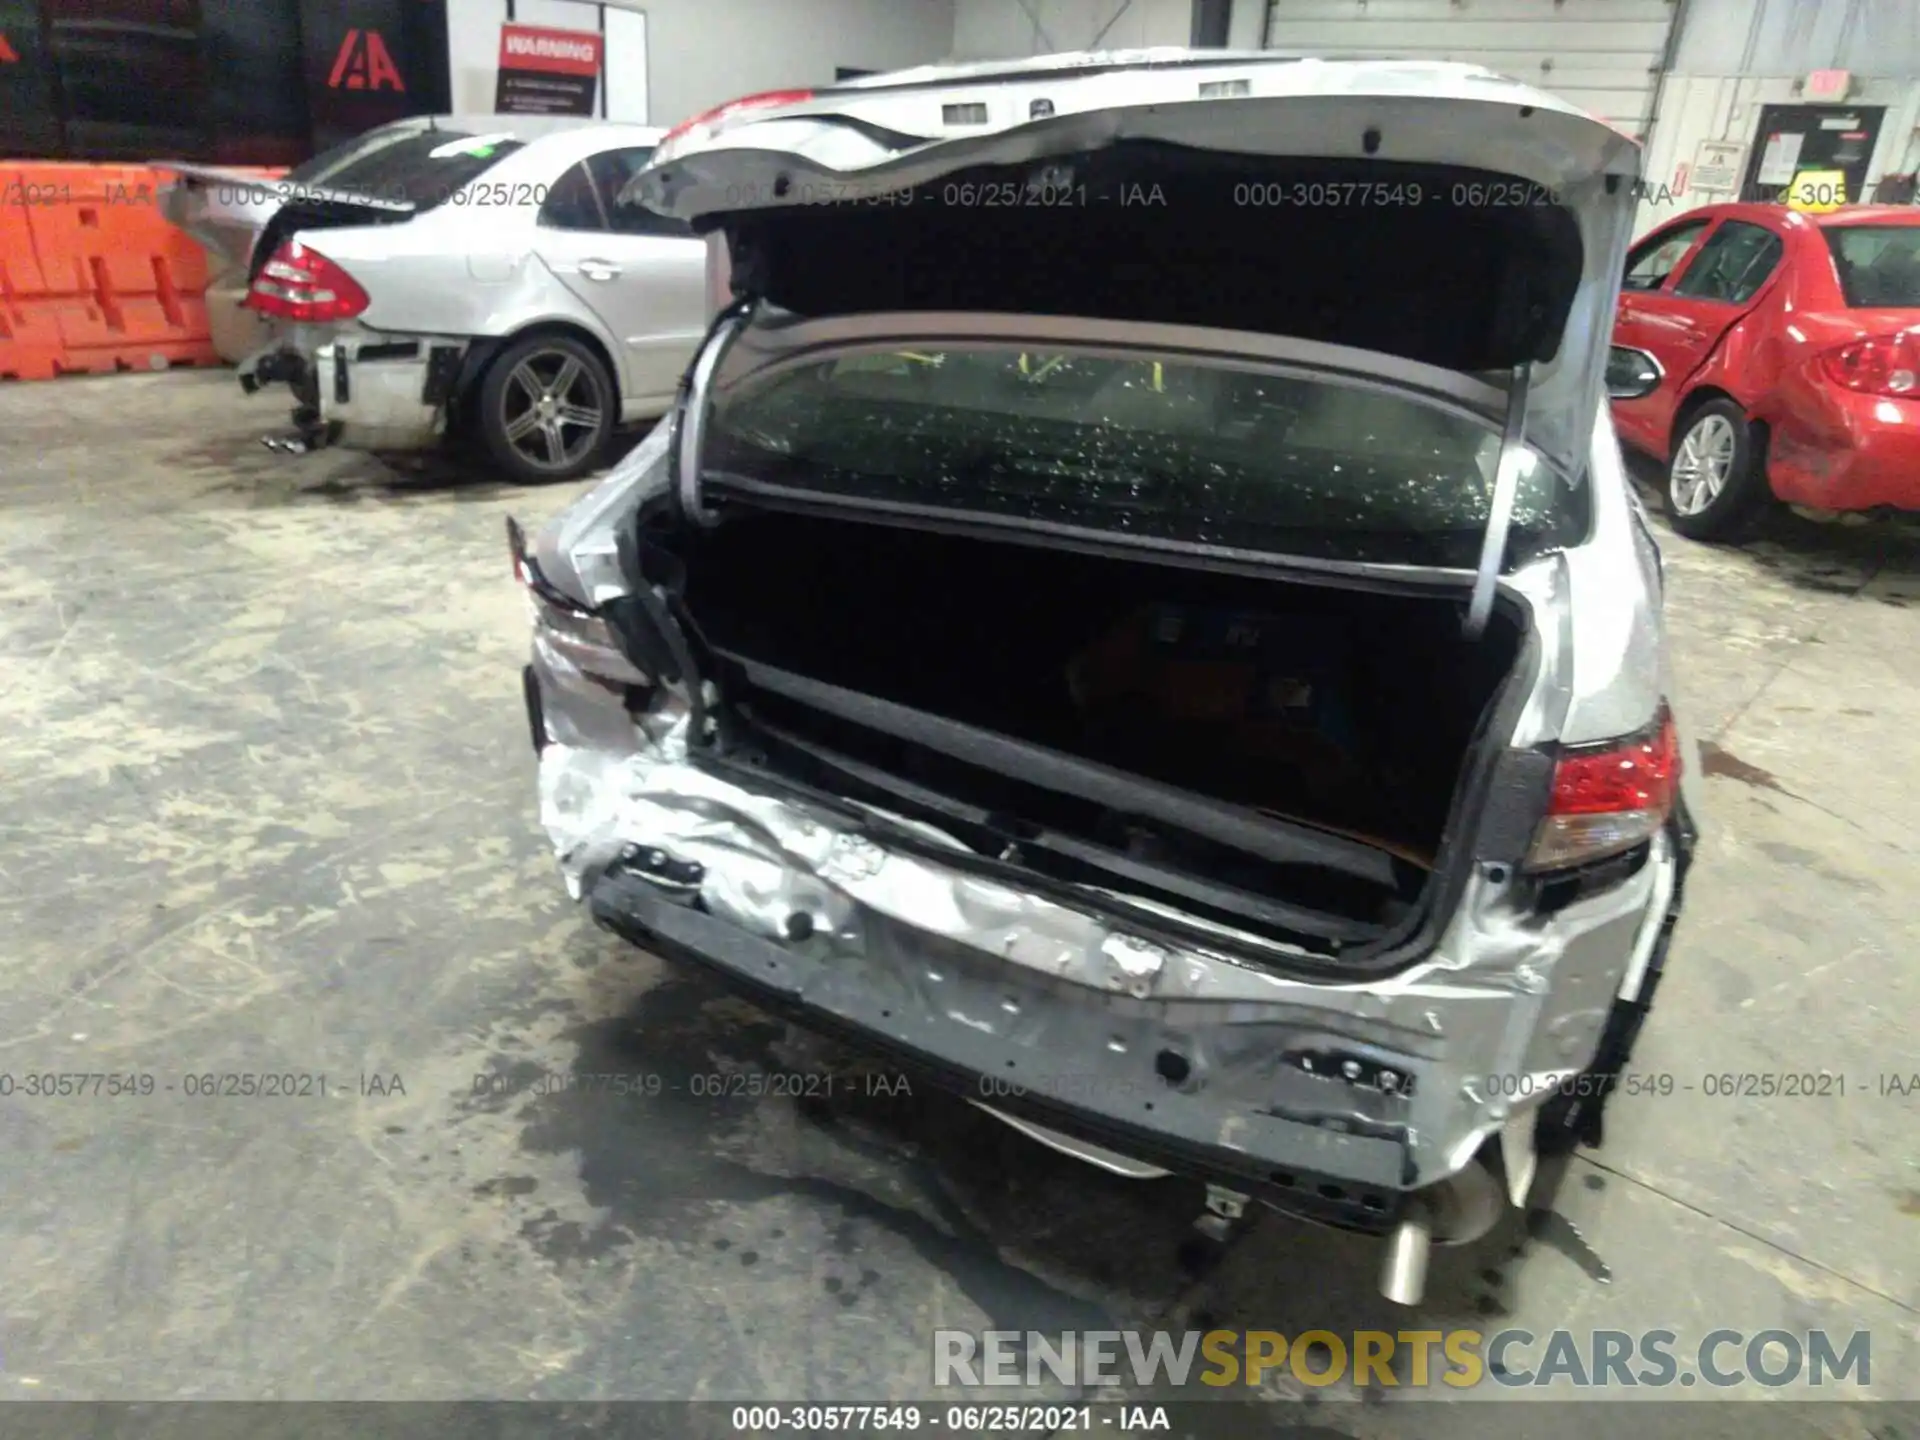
477 332 616 484
1664 398 1771 541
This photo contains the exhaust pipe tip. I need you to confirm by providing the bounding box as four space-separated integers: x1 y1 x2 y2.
1379 1205 1433 1307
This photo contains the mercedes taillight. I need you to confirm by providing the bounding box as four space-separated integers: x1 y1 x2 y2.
245 241 370 323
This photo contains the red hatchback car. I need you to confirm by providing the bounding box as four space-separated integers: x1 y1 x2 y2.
1610 203 1920 539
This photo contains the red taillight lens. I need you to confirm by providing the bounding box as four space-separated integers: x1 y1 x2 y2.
506 515 533 587
656 88 815 161
245 241 369 323
1525 709 1680 871
1816 332 1920 397
506 517 645 690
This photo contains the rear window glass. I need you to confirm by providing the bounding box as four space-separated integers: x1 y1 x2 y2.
284 126 414 185
708 346 1584 570
1825 227 1920 308
290 129 526 208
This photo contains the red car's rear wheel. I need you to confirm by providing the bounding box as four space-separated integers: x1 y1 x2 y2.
1666 399 1770 540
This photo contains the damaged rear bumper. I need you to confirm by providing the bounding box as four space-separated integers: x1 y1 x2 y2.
539 721 1677 1223
592 871 1411 1227
237 339 319 402
239 331 467 451
316 334 466 451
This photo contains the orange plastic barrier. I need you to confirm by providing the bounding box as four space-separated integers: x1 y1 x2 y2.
0 162 278 382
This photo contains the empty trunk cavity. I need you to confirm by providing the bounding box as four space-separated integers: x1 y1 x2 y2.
677 509 1525 935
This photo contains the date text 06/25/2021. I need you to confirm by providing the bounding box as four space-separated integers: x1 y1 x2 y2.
0 1072 406 1098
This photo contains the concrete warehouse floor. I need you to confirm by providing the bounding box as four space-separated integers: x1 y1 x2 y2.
1 371 1917 1434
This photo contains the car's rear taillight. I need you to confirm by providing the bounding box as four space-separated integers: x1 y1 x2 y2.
1816 332 1920 397
1525 709 1680 872
245 241 369 323
655 88 816 163
507 515 648 690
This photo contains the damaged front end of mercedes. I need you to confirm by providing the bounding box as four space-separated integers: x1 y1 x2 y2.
514 55 1700 1303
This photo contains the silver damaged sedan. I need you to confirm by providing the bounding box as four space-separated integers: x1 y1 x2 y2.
513 51 1703 1304
172 117 709 482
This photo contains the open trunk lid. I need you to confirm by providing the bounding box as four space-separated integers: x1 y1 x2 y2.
150 163 295 271
154 162 420 279
627 52 1644 606
205 124 541 280
156 113 582 272
152 120 444 271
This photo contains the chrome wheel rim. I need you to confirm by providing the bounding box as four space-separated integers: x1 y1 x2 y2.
499 350 604 472
1670 413 1737 516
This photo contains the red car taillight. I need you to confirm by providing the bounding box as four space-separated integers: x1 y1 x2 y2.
1525 709 1680 872
245 241 369 323
655 88 816 162
1816 332 1920 397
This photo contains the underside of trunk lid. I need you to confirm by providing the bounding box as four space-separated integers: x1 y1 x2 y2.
718 147 1578 378
632 56 1645 475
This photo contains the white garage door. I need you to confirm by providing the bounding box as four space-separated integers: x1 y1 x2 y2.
1263 0 1678 141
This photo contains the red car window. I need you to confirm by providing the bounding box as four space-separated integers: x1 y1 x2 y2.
1671 221 1784 305
1622 220 1711 292
1824 226 1920 308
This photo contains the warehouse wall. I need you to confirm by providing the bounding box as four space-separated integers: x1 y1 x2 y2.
1226 0 1265 48
1634 72 1920 234
951 0 1195 59
1262 0 1679 141
1633 0 1920 235
646 0 955 122
1670 0 1920 77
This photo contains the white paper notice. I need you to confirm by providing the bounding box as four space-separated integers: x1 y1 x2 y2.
1691 140 1746 193
1757 132 1804 185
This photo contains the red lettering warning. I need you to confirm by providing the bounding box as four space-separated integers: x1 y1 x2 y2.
497 23 602 78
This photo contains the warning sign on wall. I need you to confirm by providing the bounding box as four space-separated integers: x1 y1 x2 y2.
495 23 601 116
1690 140 1746 194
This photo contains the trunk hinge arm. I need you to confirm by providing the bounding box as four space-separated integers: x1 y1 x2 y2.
1465 361 1532 640
675 294 759 529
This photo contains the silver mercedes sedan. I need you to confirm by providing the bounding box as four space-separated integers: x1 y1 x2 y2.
513 50 1703 1304
162 116 708 482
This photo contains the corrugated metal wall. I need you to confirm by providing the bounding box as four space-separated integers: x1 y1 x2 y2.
1262 0 1680 140
1671 0 1920 78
